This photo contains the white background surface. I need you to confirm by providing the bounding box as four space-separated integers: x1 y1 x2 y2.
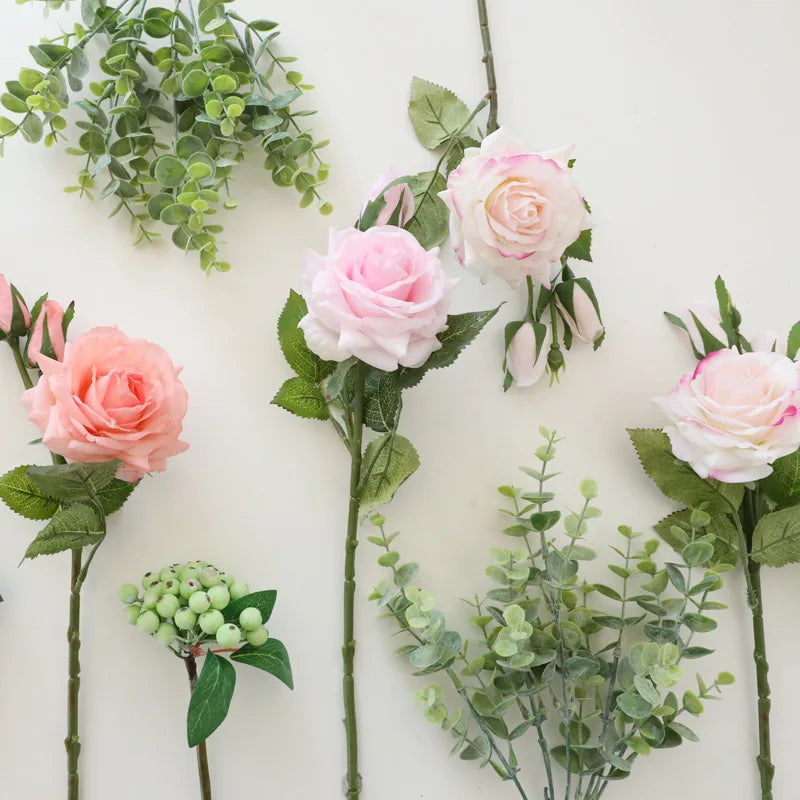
1 1 799 798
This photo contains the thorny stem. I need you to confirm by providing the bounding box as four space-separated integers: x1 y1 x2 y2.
184 656 213 800
476 0 499 132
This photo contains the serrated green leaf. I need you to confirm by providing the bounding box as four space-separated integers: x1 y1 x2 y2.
751 506 800 567
277 290 335 381
187 652 236 747
363 372 401 433
654 507 739 565
564 229 592 262
761 450 800 506
0 465 59 520
26 461 120 505
272 376 329 420
231 638 293 689
25 503 104 559
359 434 420 520
403 171 449 249
408 77 470 149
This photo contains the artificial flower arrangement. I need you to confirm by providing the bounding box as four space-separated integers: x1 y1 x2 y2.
370 427 733 799
1 0 330 272
406 0 605 389
0 275 188 799
120 561 292 798
632 277 800 799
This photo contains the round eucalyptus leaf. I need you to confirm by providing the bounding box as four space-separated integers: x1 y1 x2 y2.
147 192 174 220
175 134 205 159
154 155 186 188
143 18 172 38
160 203 192 225
181 70 209 99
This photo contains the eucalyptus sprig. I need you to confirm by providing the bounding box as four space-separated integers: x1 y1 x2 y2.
370 428 733 799
2 0 331 272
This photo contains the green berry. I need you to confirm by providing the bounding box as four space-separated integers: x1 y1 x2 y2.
142 572 160 589
119 584 139 604
178 565 200 581
156 594 180 619
207 585 230 610
217 572 234 587
239 607 262 631
159 567 178 581
229 581 249 600
124 603 142 625
180 578 202 599
155 622 176 645
142 589 160 609
188 591 211 613
216 623 241 649
162 579 180 596
136 610 160 634
246 626 269 647
175 607 197 630
200 567 221 588
198 610 224 635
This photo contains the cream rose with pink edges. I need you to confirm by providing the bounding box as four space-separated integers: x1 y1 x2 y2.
23 327 189 482
299 226 455 371
654 348 800 483
440 128 589 288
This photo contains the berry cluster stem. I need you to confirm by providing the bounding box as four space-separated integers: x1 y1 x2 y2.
342 361 365 799
185 655 213 800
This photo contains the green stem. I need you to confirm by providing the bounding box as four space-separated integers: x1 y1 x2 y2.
525 276 535 321
66 548 81 800
476 0 499 132
185 656 213 800
6 338 34 390
741 489 774 799
342 361 365 799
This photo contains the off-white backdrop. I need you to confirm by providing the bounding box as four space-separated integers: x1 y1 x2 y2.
1 1 798 798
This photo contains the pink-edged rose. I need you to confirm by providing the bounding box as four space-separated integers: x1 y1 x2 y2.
299 226 455 371
440 128 590 288
23 326 189 482
362 169 414 227
506 321 551 388
654 349 800 482
27 299 66 367
0 274 30 336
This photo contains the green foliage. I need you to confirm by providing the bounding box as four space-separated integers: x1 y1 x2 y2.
750 506 800 567
277 291 335 382
187 651 236 747
25 502 104 558
761 451 800 507
0 464 60 520
359 434 420 520
3 0 331 272
564 229 592 262
370 429 731 797
272 376 329 420
408 77 470 150
654 507 739 566
231 638 293 689
224 590 277 624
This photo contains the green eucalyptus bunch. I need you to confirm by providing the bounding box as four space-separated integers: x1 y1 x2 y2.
370 427 733 800
2 0 330 272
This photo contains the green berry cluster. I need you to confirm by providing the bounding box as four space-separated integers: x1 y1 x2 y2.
119 561 269 652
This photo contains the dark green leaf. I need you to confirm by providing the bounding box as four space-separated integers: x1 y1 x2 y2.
25 503 104 559
0 465 59 520
761 451 800 507
224 590 277 624
751 506 800 567
363 372 401 433
187 652 236 747
277 290 335 382
231 638 293 689
564 229 592 262
26 461 120 505
787 322 800 361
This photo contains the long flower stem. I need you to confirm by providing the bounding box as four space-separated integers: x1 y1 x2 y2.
343 361 365 799
6 338 34 390
66 548 81 800
741 489 774 799
185 656 213 800
476 0 499 132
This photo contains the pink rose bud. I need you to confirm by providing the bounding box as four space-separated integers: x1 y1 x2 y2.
505 320 551 388
26 299 67 367
362 169 414 228
555 278 604 348
0 274 31 339
680 302 728 355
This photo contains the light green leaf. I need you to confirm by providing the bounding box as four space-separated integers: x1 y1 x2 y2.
277 290 335 382
751 506 800 567
0 465 59 520
616 692 653 720
654 507 739 565
403 171 449 250
408 77 470 149
272 376 329 420
231 638 293 689
787 322 800 360
359 434 420 519
761 450 800 506
25 503 105 559
187 652 236 747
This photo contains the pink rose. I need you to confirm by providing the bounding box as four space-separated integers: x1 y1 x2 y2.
654 349 800 482
300 226 455 371
26 299 66 367
23 326 189 482
439 128 590 288
0 274 30 337
506 321 551 388
555 278 604 347
362 169 414 227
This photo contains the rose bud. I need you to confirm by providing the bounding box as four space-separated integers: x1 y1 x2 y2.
505 320 551 389
26 299 68 367
555 278 604 349
360 169 414 229
0 274 31 339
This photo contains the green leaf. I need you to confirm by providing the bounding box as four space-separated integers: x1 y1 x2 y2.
628 429 743 514
26 461 121 505
272 377 329 420
682 540 714 567
682 613 717 633
403 171 449 250
277 290 335 382
363 372 401 433
359 434 420 519
25 503 105 559
654 507 739 565
1 93 28 114
408 77 470 149
20 114 43 144
396 307 501 389
187 652 236 747
154 155 186 188
751 506 800 567
231 638 293 689
224 590 277 625
760 451 800 506
93 478 136 516
616 692 653 720
564 229 592 262
714 275 736 347
787 322 800 360
0 465 59 520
